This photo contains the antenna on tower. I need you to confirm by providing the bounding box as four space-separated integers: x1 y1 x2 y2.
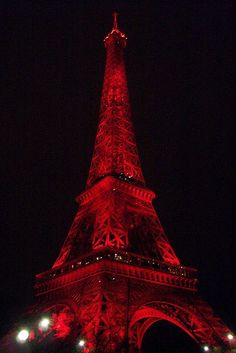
112 12 119 30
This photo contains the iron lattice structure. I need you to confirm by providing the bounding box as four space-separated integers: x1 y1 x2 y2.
2 14 234 353
52 14 179 269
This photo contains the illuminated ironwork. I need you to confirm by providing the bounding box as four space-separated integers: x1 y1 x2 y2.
41 15 234 353
53 13 180 265
1 14 234 353
36 14 235 353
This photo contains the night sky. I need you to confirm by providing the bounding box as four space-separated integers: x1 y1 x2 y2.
1 0 235 351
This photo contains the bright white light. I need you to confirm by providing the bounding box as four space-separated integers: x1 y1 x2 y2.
203 346 209 352
78 339 85 347
16 329 29 343
227 333 234 340
38 317 50 330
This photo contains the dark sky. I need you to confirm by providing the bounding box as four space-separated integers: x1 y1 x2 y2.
1 0 235 350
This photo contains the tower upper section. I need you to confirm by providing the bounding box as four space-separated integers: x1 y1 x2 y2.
86 13 145 188
52 15 180 269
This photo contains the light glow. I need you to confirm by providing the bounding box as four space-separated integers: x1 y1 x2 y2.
203 346 209 352
227 333 234 340
78 339 85 347
38 317 50 330
16 329 29 343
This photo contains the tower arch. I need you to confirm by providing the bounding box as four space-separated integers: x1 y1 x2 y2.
129 301 229 351
141 319 200 353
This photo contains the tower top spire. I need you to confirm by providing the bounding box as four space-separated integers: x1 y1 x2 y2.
112 12 119 30
104 13 127 47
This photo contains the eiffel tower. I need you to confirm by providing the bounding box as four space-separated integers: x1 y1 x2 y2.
2 13 235 353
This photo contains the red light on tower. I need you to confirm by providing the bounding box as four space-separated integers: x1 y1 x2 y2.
1 13 232 353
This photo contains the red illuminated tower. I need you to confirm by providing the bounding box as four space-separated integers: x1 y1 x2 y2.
4 13 235 353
